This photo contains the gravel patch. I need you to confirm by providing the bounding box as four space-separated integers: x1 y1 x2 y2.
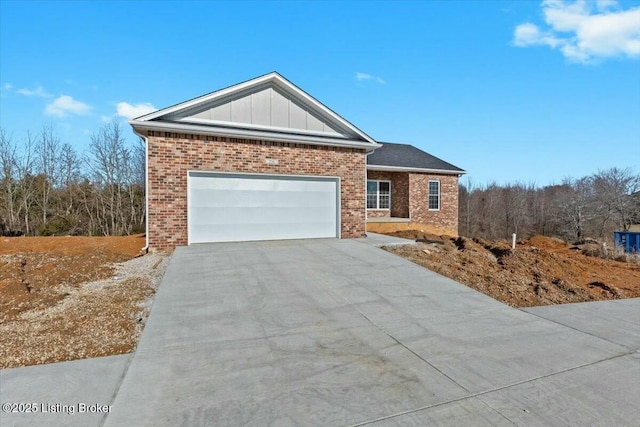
0 252 170 369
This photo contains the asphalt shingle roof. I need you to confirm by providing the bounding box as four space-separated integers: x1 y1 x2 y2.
367 142 465 173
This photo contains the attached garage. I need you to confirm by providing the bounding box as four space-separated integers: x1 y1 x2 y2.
131 72 462 251
131 72 379 251
187 171 340 244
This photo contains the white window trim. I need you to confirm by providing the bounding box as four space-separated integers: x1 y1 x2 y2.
428 180 440 211
367 180 391 210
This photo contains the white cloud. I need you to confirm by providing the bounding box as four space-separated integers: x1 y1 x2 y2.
116 102 156 120
513 0 640 63
2 83 13 91
45 95 92 117
17 85 52 98
355 72 386 84
596 0 616 11
514 23 563 48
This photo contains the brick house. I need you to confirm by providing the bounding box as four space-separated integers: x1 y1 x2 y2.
366 142 464 236
130 72 464 251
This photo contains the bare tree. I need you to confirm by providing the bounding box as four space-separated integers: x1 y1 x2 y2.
86 121 143 235
88 121 122 235
133 137 146 228
458 177 476 237
535 184 565 237
53 143 83 233
58 143 81 209
0 128 18 233
592 167 640 233
499 183 530 239
473 182 502 240
16 132 37 235
34 124 61 228
458 169 640 243
556 177 596 241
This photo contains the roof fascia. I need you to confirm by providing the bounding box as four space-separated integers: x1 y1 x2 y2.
133 73 276 121
177 117 351 140
366 164 466 175
130 120 381 151
133 72 377 145
271 74 376 144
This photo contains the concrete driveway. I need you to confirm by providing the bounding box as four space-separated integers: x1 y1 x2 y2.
2 236 639 426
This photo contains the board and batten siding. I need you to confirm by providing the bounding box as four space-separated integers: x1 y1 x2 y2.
188 86 342 135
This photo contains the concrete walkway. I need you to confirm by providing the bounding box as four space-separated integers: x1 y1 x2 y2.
0 355 131 427
358 232 416 247
522 298 640 350
2 237 639 426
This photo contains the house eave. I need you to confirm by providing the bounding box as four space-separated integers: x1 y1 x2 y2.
132 72 377 145
134 73 279 122
366 164 466 175
130 120 382 151
177 117 352 140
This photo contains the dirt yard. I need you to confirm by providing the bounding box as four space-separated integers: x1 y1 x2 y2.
0 235 169 369
384 231 640 308
3 232 638 369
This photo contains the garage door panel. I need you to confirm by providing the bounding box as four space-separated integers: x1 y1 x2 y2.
190 222 336 243
190 175 330 191
189 188 335 208
188 173 339 243
189 206 336 225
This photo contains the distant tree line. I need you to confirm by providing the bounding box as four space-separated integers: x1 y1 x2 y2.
2 121 638 243
459 168 640 243
0 121 145 237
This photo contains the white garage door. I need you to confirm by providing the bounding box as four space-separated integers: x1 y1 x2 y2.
188 172 339 244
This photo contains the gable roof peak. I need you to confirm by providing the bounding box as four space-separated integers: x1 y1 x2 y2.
130 72 378 148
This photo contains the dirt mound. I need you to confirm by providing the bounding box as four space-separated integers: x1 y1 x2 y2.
384 230 640 307
526 235 567 251
386 230 454 242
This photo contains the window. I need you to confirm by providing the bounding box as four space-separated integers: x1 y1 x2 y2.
428 180 440 210
367 180 390 209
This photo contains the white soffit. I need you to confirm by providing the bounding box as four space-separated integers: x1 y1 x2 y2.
366 165 467 175
132 72 377 146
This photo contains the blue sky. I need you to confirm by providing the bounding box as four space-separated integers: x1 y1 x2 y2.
1 0 639 186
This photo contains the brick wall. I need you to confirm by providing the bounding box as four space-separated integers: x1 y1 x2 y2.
366 171 409 218
146 131 367 251
366 209 390 218
408 173 459 235
365 170 459 235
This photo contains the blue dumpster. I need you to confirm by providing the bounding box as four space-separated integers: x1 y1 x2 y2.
614 231 640 254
